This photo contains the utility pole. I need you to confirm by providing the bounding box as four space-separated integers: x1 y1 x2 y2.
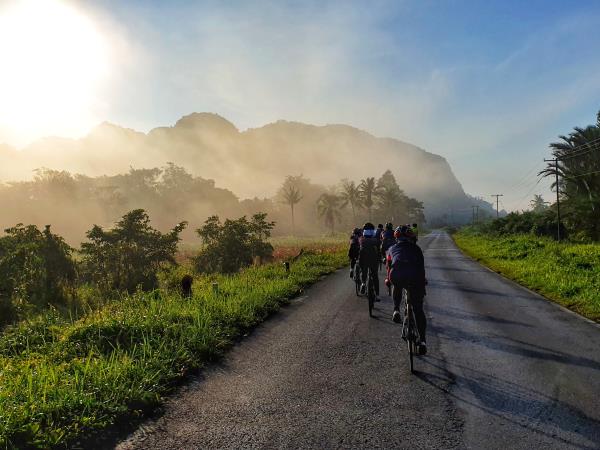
544 158 561 241
471 205 479 225
491 194 503 218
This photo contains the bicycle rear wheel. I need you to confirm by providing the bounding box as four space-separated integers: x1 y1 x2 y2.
367 269 375 317
407 303 413 372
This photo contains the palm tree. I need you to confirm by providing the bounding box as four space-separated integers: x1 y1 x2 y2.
358 177 381 222
339 179 362 221
540 110 600 238
377 184 404 221
281 182 303 235
529 194 548 213
317 193 343 235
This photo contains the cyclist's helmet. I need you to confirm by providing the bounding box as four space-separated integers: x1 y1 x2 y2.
378 223 384 229
412 223 418 228
352 227 361 236
394 225 410 239
385 222 393 231
363 222 376 237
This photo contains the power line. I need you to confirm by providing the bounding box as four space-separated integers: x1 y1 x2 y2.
515 175 544 211
551 136 600 160
562 169 600 180
506 160 547 193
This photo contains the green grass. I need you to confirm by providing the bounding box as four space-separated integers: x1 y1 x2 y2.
0 249 346 448
453 229 600 322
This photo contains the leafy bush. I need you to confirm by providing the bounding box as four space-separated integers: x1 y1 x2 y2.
80 209 186 293
195 213 275 273
0 224 76 326
472 210 564 238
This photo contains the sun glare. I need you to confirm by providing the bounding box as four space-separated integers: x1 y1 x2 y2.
0 0 111 145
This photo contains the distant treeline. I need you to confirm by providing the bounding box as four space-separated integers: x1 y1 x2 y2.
0 164 425 243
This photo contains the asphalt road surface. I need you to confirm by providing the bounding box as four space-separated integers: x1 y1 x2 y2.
117 231 600 449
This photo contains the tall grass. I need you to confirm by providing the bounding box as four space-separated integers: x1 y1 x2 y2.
453 230 600 322
0 250 346 448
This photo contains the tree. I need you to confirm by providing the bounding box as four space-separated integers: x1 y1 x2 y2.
195 213 275 273
529 195 548 213
0 224 76 326
377 184 404 221
359 177 381 222
339 179 362 221
279 176 303 234
317 193 343 235
80 209 186 293
540 109 600 239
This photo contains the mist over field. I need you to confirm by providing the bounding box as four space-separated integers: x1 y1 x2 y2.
0 113 494 243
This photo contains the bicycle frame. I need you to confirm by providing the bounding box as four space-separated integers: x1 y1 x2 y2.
401 287 420 373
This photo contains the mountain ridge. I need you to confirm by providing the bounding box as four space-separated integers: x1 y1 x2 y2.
0 113 474 221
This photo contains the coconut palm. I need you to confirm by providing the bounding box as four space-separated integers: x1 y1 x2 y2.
540 110 600 239
529 194 548 213
279 176 304 235
358 177 381 222
377 184 404 221
317 193 343 235
339 179 362 221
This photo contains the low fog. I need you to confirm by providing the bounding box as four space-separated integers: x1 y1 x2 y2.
0 113 491 243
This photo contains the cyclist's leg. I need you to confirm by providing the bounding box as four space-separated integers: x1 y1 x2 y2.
410 290 427 342
360 262 368 285
371 262 380 295
392 283 402 310
391 282 402 322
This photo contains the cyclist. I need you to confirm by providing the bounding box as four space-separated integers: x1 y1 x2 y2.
381 222 395 258
359 222 380 300
385 225 427 355
348 227 361 278
375 224 384 251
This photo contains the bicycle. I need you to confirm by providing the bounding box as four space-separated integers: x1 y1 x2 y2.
401 287 420 373
353 265 362 296
366 266 376 317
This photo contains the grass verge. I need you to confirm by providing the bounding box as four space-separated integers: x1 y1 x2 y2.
453 229 600 322
0 249 346 448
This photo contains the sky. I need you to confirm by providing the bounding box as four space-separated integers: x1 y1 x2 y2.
2 0 600 210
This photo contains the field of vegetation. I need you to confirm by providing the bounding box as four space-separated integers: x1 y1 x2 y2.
0 204 349 448
453 228 600 322
0 244 346 448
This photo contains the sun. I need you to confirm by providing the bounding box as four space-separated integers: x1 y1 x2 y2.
0 0 111 145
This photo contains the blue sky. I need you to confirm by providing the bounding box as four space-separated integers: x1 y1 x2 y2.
12 0 600 209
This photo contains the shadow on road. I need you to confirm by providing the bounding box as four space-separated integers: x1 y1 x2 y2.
415 356 600 449
427 304 533 328
430 321 600 372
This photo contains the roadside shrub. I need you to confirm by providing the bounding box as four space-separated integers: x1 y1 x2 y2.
0 224 76 326
477 210 564 238
79 209 187 293
195 212 275 273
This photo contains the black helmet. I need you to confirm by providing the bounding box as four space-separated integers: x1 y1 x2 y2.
412 223 418 228
385 222 393 230
377 223 384 229
363 222 375 230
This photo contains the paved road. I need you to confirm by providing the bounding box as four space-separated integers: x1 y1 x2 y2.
117 231 600 449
